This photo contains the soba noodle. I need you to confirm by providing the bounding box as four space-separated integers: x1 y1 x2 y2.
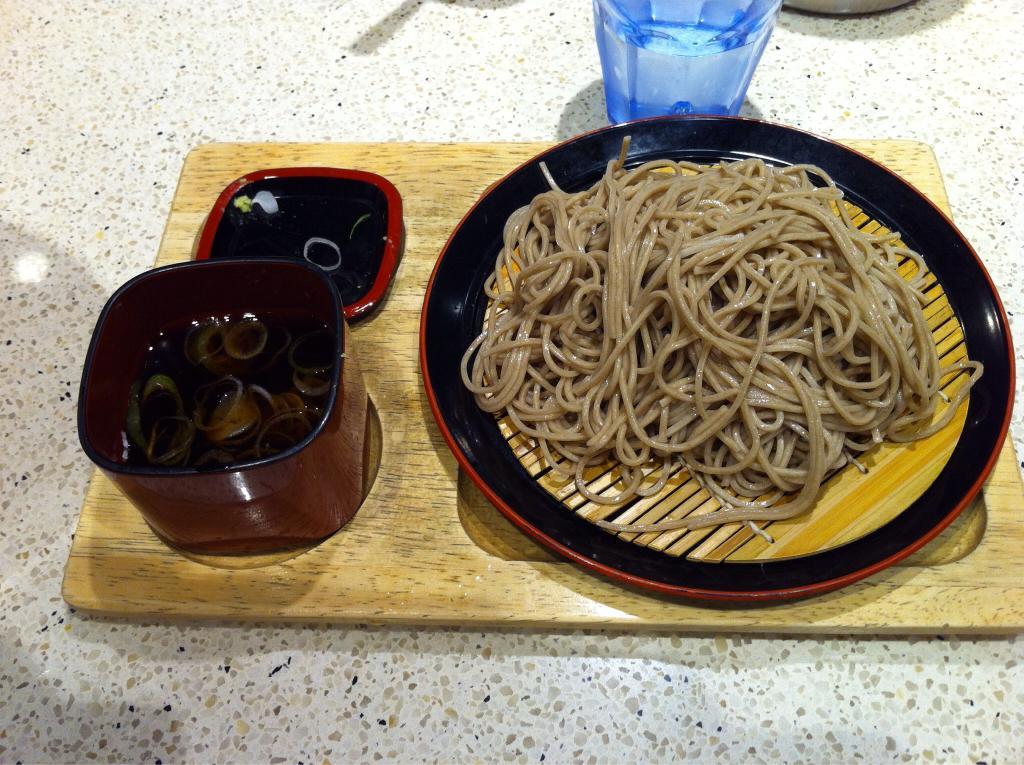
460 138 983 532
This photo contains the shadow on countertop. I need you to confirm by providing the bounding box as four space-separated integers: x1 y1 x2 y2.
780 0 969 40
351 0 525 55
556 79 767 142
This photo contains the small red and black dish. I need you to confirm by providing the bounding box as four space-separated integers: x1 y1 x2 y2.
420 116 1014 602
195 168 403 322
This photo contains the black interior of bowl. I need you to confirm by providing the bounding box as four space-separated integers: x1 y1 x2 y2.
422 117 1012 597
208 176 387 311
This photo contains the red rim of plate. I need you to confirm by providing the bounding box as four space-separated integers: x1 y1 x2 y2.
419 115 1015 602
195 167 402 321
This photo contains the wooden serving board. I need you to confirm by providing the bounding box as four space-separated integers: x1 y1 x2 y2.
62 141 1024 633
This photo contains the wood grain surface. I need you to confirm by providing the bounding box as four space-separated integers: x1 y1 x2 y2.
62 140 1024 633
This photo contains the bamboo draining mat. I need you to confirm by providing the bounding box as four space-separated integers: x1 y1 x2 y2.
63 141 1024 633
500 200 971 562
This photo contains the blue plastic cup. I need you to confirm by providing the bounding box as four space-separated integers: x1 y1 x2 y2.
593 0 783 123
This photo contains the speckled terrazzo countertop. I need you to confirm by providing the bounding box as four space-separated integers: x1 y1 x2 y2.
2 0 1023 762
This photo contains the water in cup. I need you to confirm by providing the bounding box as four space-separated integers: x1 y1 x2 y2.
594 0 782 123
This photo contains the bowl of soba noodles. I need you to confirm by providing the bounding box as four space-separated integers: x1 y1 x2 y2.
420 116 1013 601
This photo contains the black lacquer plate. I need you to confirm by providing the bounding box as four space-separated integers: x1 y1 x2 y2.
420 117 1014 602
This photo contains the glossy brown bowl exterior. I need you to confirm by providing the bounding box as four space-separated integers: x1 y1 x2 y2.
78 259 367 554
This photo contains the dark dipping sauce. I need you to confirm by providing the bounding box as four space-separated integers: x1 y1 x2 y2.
124 312 335 469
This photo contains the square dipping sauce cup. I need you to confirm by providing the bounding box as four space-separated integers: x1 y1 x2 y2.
78 258 368 554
